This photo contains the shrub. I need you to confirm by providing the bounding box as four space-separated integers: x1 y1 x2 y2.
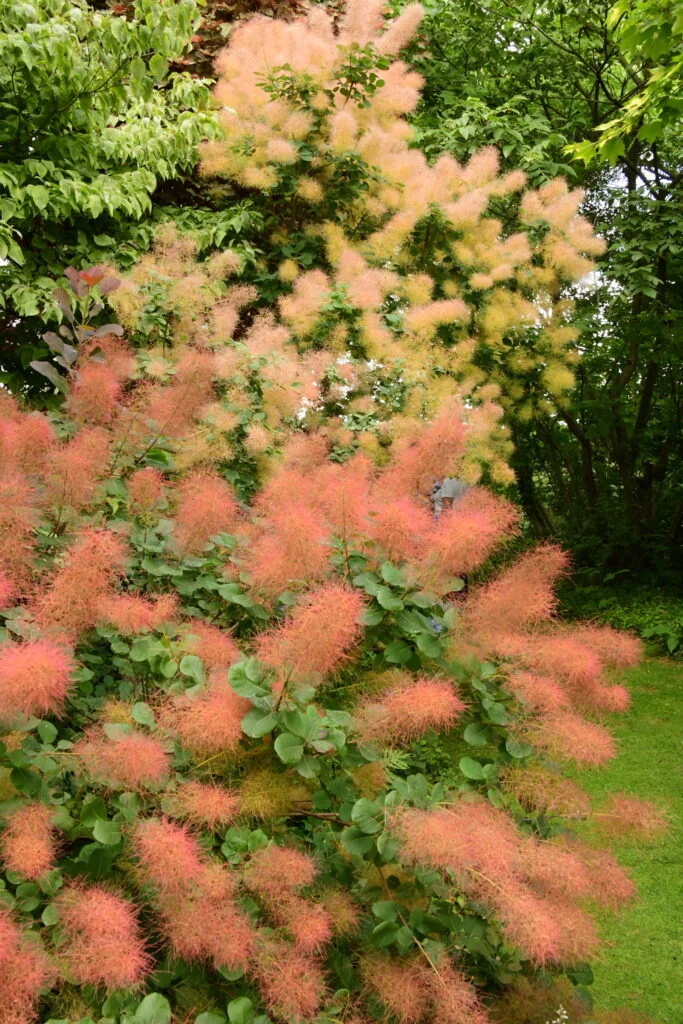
0 4 663 1022
0 290 664 1023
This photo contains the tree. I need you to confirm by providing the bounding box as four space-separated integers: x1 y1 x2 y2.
0 0 217 388
572 0 683 164
106 0 607 496
404 0 683 574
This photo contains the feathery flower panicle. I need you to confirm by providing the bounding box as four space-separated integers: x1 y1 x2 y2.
244 845 318 897
80 333 136 381
316 456 371 540
320 889 361 937
506 671 570 713
252 939 328 1023
273 896 334 953
529 710 616 766
181 620 241 670
127 467 165 511
57 884 149 989
366 495 433 562
520 836 594 902
595 793 667 841
254 466 318 515
380 404 467 496
0 411 56 476
425 489 519 582
394 798 521 881
339 0 386 45
567 623 642 668
66 362 122 426
296 177 325 203
238 767 308 821
1 803 56 880
44 427 110 512
0 639 75 723
133 817 205 892
144 349 215 438
158 863 253 970
0 573 15 608
245 505 332 598
576 846 636 909
256 583 365 680
73 727 170 791
244 312 290 357
0 907 53 1024
279 269 331 337
162 672 250 756
521 635 603 686
577 679 631 714
499 766 591 819
244 422 272 457
281 432 330 472
361 955 427 1024
173 470 238 554
429 960 492 1024
466 544 568 636
329 110 359 153
355 677 465 745
403 298 469 341
266 137 297 163
0 470 42 588
488 881 599 966
166 780 241 830
377 3 425 55
33 528 129 636
95 592 177 634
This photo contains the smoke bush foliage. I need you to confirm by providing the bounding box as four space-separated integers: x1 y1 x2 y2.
0 4 666 1024
110 0 607 453
0 276 664 1024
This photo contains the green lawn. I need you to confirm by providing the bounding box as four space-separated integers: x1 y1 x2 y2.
576 658 683 1023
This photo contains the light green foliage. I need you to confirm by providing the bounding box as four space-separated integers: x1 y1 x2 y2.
406 0 683 576
572 0 683 164
0 0 218 321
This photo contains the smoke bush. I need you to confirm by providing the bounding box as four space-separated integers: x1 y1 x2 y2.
0 4 661 1021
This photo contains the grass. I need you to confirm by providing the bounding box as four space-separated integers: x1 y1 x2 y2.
576 657 683 1023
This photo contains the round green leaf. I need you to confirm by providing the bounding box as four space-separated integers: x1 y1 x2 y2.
273 731 304 765
241 708 278 738
92 819 122 846
340 825 376 857
371 920 400 947
351 798 384 834
227 998 254 1024
359 606 385 626
132 702 155 727
380 562 406 587
505 737 533 759
37 720 58 745
376 586 404 611
459 757 486 780
463 722 492 746
41 903 60 926
133 994 172 1024
384 639 413 664
415 632 442 658
179 655 205 685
